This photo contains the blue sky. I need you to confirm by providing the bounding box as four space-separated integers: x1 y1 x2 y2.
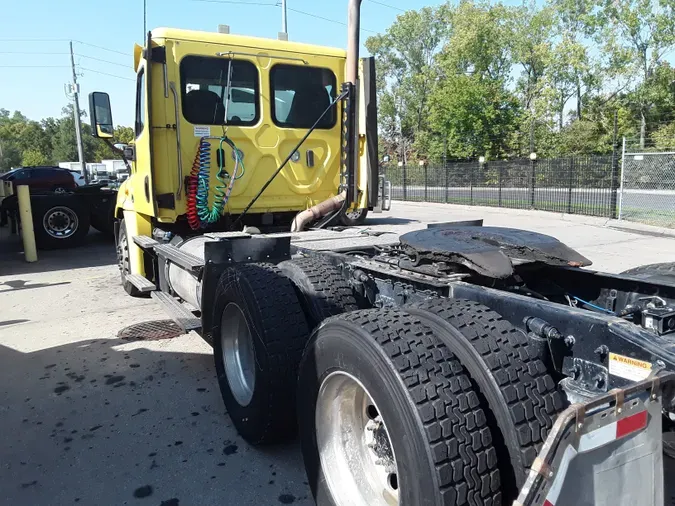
0 0 443 127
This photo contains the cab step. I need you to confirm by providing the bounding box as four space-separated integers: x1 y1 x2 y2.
133 235 159 249
150 291 202 332
125 273 156 293
154 243 204 272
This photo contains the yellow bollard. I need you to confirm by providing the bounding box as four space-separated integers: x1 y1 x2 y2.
16 185 38 262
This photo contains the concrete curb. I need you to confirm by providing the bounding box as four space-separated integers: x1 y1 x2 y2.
393 200 675 238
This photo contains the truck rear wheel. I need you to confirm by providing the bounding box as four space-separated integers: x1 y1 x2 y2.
32 195 90 250
278 256 358 328
298 309 501 506
338 208 368 227
406 299 563 496
212 263 310 445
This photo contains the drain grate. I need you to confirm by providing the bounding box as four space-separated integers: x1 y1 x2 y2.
117 320 185 341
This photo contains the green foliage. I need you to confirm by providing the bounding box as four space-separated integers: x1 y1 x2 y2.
365 5 451 162
21 149 49 166
0 105 131 170
371 0 675 160
652 122 675 149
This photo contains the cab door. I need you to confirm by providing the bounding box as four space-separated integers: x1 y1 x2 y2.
129 33 168 218
265 59 344 207
130 59 155 217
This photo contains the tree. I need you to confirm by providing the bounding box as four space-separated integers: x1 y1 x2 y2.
550 0 604 122
21 149 49 166
365 5 451 161
598 0 675 147
429 2 521 159
0 104 132 170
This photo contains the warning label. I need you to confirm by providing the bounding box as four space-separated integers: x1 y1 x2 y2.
608 352 652 382
194 125 210 137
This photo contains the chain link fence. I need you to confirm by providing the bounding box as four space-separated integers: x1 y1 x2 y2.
385 155 618 218
619 150 675 228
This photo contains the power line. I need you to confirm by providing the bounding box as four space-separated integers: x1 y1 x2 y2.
366 0 406 12
72 40 131 58
78 67 136 81
0 65 69 68
76 54 131 69
192 0 276 4
287 7 377 33
0 51 69 55
191 0 377 33
0 38 69 42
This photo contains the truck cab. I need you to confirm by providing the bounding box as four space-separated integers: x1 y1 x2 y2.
89 27 385 277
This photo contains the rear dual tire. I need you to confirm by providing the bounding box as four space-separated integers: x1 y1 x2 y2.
298 310 502 506
298 302 562 505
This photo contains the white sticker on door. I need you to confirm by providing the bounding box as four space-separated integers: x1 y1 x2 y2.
194 126 211 137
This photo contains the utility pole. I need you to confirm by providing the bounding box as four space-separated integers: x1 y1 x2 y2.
69 41 88 184
281 0 288 36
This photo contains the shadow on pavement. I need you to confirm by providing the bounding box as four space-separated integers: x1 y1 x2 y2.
364 216 419 226
0 334 311 506
0 228 115 277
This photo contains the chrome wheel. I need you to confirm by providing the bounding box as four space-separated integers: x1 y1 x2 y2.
316 372 399 506
43 206 78 239
221 303 256 406
117 228 130 275
346 209 364 220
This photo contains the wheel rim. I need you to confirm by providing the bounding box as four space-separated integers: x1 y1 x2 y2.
221 303 256 406
42 206 78 239
346 209 363 220
316 372 399 506
118 230 130 275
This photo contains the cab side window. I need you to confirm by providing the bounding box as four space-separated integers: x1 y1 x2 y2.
135 69 145 137
271 65 337 129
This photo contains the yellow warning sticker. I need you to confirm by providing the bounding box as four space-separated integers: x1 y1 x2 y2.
608 352 652 382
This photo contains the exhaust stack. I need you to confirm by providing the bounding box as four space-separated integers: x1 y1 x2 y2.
290 0 362 232
346 0 362 84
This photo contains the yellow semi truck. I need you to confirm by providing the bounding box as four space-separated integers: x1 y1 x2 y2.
89 20 388 293
88 2 675 506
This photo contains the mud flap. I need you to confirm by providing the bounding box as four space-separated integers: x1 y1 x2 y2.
516 374 675 506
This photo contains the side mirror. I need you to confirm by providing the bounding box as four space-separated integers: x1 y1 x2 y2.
88 92 114 139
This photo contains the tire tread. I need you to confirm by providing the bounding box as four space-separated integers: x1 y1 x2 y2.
412 299 563 477
214 263 309 444
279 256 358 325
330 309 501 506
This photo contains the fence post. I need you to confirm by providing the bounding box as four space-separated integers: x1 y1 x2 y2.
530 155 537 208
618 138 626 220
471 162 476 206
609 110 619 219
567 157 574 214
444 163 449 203
424 163 428 201
498 163 503 207
402 164 407 201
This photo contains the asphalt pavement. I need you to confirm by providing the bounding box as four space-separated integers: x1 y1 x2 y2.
1 202 674 505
